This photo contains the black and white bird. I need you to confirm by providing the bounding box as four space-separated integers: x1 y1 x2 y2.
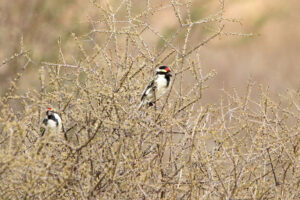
138 66 172 110
41 107 62 136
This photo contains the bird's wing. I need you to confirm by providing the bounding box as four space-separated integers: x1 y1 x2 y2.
140 78 156 101
40 126 46 136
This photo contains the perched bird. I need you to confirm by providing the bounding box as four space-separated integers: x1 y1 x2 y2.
41 107 62 136
138 66 172 110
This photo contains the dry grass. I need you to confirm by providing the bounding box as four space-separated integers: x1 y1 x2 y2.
0 0 300 199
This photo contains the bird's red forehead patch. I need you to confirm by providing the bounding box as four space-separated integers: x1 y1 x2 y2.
47 107 52 111
165 67 170 72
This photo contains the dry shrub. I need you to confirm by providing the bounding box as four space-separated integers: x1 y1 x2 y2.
0 0 299 199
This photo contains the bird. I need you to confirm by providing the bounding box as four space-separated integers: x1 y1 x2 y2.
138 66 172 110
41 107 62 136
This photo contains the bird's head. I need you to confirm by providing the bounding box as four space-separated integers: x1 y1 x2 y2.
43 107 62 129
44 107 60 124
46 107 54 116
156 66 172 76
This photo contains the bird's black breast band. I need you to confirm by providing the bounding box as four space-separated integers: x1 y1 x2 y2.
48 114 59 126
166 75 171 87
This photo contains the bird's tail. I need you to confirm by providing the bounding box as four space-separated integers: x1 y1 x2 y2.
137 100 145 110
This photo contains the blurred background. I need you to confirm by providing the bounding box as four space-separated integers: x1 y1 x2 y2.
1 0 299 99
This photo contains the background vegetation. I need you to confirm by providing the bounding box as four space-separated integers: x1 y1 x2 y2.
0 0 299 199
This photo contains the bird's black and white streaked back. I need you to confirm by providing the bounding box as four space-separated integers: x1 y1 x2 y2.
138 66 172 109
41 107 62 136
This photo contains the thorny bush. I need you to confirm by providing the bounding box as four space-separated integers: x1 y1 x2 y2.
0 0 299 199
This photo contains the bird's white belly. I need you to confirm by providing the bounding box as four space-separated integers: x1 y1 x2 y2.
47 113 62 132
47 120 57 128
155 76 168 98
